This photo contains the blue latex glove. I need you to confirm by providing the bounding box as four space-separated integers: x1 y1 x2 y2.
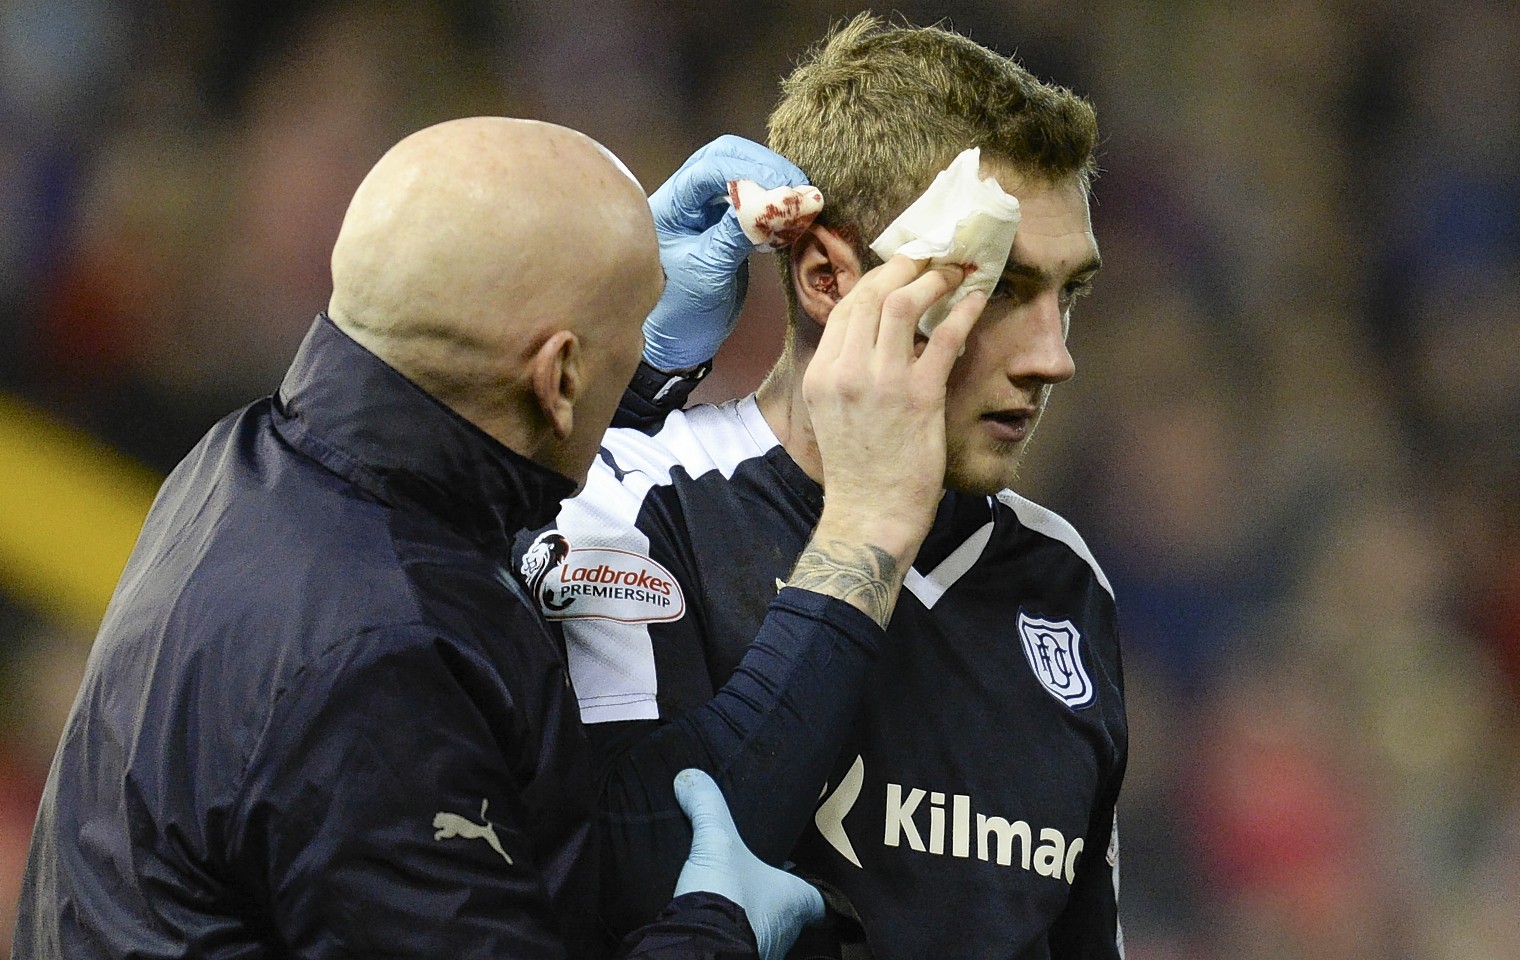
644 136 810 371
673 769 825 960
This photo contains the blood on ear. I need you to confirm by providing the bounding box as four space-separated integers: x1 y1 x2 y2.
815 272 840 301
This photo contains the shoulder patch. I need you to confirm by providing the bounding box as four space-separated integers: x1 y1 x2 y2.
524 533 685 624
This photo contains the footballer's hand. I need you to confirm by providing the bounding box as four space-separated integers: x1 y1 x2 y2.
789 256 986 626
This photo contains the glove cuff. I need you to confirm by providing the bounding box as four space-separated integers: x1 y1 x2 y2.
632 359 710 404
614 360 713 432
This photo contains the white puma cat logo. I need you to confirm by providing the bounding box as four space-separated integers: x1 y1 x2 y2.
433 798 514 865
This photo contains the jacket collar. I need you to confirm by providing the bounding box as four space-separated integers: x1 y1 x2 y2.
273 314 575 553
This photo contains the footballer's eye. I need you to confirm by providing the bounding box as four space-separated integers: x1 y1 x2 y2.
991 276 1034 302
1061 280 1095 305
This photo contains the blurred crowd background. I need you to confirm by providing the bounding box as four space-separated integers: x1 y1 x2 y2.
2 1 1517 957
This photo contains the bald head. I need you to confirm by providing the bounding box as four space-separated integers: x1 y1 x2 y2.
328 117 661 463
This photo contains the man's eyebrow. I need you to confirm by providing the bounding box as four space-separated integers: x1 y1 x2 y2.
1000 254 1102 284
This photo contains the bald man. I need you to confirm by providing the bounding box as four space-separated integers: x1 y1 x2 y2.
12 116 980 960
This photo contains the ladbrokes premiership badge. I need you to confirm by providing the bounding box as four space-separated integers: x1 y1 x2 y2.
521 531 684 624
1017 611 1094 709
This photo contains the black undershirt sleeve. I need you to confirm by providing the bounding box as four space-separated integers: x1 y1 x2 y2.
590 588 884 935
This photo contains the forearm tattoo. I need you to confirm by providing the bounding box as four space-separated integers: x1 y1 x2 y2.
786 539 901 627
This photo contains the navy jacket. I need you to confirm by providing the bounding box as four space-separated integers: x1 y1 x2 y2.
12 315 759 959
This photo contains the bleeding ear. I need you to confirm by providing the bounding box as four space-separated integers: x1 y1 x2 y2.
529 330 581 440
791 225 864 328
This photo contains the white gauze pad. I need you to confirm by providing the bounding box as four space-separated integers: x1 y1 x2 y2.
869 147 1021 335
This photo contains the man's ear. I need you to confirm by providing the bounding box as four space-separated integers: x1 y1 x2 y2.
529 330 580 440
791 225 864 328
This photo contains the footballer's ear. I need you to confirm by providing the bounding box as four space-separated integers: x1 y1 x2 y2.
791 225 864 329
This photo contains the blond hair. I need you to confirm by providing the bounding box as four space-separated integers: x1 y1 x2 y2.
768 14 1098 310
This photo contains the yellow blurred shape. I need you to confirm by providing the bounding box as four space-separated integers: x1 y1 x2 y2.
0 395 162 632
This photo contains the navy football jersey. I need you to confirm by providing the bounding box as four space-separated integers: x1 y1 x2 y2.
533 396 1127 959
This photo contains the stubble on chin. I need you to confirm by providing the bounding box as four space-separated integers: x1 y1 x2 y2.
943 437 1029 495
946 402 1054 494
944 392 1053 495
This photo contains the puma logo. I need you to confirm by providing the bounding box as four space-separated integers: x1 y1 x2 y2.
433 799 513 865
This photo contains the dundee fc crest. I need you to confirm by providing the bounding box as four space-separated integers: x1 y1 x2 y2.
1017 611 1094 709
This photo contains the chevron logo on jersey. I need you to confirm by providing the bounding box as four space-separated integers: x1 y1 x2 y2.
1017 611 1094 709
815 755 865 867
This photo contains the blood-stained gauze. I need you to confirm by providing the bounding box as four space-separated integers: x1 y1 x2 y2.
728 180 824 250
870 148 1021 336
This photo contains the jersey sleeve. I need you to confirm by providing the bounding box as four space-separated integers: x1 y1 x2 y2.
1049 595 1129 959
1046 802 1125 960
538 453 889 936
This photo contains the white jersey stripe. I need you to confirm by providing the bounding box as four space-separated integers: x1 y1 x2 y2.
556 464 663 723
995 490 1115 599
1110 811 1125 958
561 399 775 724
600 396 777 488
903 518 995 609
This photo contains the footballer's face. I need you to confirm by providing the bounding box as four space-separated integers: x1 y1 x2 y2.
941 172 1098 494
